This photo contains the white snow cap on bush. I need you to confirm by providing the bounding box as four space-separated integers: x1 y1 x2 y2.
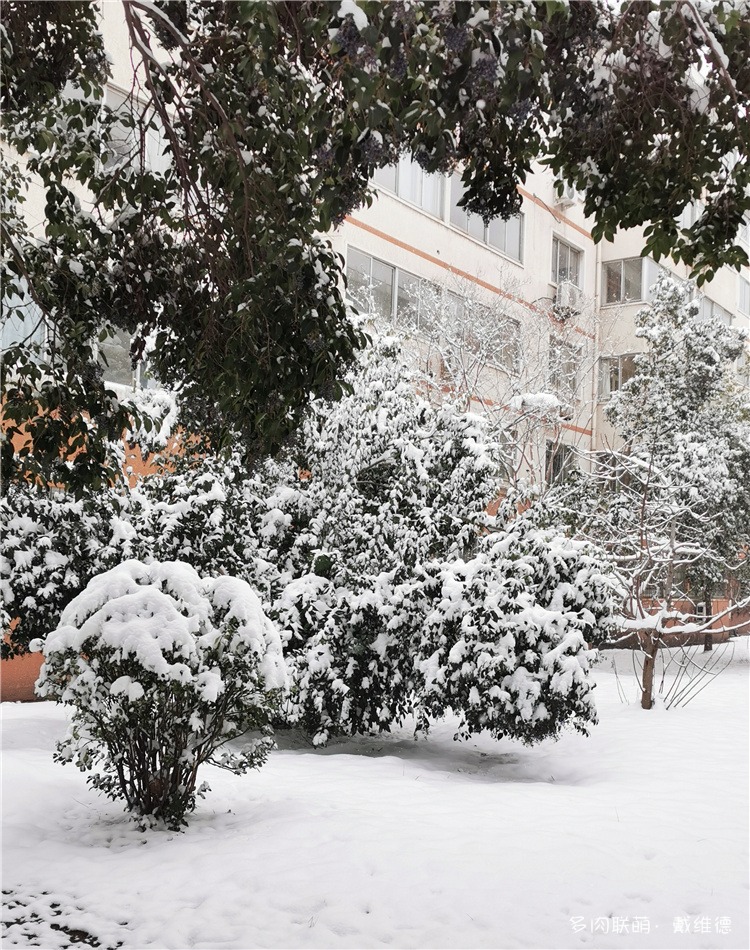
37 559 287 694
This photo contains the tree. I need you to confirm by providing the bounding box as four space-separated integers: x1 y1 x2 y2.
548 277 750 708
2 1 748 492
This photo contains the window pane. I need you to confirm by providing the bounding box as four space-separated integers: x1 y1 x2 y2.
551 238 560 283
373 164 397 193
467 211 485 241
396 270 421 327
598 357 614 397
370 258 395 319
397 155 421 205
450 173 468 230
346 248 371 306
567 247 581 286
498 319 521 372
620 354 637 386
420 173 443 217
505 215 522 261
603 261 622 304
622 258 643 301
740 277 750 314
487 217 507 252
99 327 134 386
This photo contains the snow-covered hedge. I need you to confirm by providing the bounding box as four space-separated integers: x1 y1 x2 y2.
281 523 613 746
33 560 287 829
6 337 617 752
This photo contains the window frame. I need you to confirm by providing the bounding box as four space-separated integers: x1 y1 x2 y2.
551 236 583 288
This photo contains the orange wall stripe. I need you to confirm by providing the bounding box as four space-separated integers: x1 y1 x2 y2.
345 215 595 341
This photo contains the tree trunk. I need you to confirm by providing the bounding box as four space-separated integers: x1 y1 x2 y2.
641 636 659 709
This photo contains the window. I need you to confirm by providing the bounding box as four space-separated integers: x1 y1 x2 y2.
599 354 637 398
1 285 44 352
551 237 582 287
98 327 155 389
102 86 138 171
497 317 522 374
698 297 734 327
601 257 667 305
545 440 576 485
346 248 395 320
373 157 444 218
740 276 750 315
680 199 704 230
549 333 581 401
450 174 523 262
346 247 460 333
602 259 643 304
738 217 749 249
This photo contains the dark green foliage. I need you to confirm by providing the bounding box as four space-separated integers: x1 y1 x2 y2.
2 1 747 492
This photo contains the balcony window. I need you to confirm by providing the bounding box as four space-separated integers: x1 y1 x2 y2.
450 174 523 262
551 237 581 287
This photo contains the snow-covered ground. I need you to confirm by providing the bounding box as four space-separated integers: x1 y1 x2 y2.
2 641 748 950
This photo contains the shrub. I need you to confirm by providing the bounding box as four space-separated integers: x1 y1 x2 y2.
0 485 141 658
33 560 287 829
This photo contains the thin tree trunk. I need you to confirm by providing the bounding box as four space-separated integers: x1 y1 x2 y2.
641 635 659 709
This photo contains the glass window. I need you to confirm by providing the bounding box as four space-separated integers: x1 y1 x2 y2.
451 173 523 260
699 297 734 326
345 248 394 319
1 287 44 351
599 354 637 398
602 259 644 304
99 326 135 387
372 156 444 218
545 440 576 485
346 248 462 334
552 237 582 287
497 318 521 374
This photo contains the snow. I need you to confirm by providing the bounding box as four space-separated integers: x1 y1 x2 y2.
3 641 748 950
337 1 368 33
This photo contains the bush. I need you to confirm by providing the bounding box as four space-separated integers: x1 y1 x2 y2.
0 485 142 658
33 560 287 829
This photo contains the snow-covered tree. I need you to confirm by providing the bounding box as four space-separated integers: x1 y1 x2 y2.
548 277 750 708
3 0 748 491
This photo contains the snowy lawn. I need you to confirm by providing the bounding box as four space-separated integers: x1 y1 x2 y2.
2 641 748 950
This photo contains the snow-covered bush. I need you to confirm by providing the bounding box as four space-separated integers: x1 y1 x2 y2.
262 339 616 744
0 485 142 658
33 560 287 829
414 525 614 743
